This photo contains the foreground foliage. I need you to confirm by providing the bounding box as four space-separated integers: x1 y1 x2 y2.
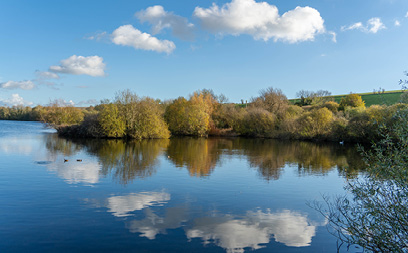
314 108 408 252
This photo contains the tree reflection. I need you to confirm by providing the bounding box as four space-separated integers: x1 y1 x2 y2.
44 134 82 157
230 139 364 181
85 139 169 184
231 139 287 180
44 134 363 183
44 135 169 185
165 138 227 177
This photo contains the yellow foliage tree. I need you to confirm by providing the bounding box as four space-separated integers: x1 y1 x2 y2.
99 104 126 138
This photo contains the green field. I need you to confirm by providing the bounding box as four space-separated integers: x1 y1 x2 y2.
289 90 404 107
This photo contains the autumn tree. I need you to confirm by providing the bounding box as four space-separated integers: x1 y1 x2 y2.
98 103 126 138
237 107 276 137
297 108 334 138
339 93 365 110
250 87 289 120
40 100 84 126
296 90 333 106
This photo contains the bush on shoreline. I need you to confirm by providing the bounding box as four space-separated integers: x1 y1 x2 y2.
1 89 407 143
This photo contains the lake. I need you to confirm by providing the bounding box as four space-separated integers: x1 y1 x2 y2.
0 120 364 252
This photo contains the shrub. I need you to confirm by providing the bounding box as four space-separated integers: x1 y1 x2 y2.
40 102 84 126
298 108 334 138
98 103 126 138
315 108 408 252
250 87 289 119
321 101 340 113
113 90 170 139
339 93 365 110
126 97 170 139
237 107 276 137
164 96 210 137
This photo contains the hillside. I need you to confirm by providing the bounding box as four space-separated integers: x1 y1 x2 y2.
289 90 404 107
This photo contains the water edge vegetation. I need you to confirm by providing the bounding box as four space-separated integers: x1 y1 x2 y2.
1 87 407 143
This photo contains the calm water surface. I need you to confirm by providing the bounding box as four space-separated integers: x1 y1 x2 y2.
0 121 364 252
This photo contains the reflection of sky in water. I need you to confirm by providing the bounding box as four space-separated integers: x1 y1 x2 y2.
126 207 187 239
46 160 101 184
89 190 323 251
187 209 321 252
0 121 362 252
0 137 35 155
107 192 171 217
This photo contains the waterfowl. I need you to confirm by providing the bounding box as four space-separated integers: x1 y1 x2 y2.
64 159 68 162
76 159 82 162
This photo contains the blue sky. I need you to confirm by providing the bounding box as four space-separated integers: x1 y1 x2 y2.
1 0 408 106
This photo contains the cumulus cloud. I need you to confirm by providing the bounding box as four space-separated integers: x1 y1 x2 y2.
0 94 33 106
49 55 106 77
341 17 386 33
395 20 401 26
136 5 195 40
111 25 176 54
193 0 325 43
187 209 320 251
0 80 35 90
107 192 171 217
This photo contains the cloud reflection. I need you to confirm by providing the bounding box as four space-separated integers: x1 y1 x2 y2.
126 207 187 239
186 209 318 252
107 192 171 217
47 161 101 184
0 137 34 155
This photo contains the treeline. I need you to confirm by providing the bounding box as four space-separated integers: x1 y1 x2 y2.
3 88 408 143
0 105 42 121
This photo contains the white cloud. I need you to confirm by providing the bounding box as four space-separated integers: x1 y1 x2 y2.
367 18 386 33
49 55 106 77
328 31 337 42
35 71 60 80
136 5 195 40
405 11 408 18
341 18 386 33
342 22 363 31
193 0 325 43
48 98 75 107
107 192 171 217
0 80 35 90
0 94 33 106
187 209 320 251
111 25 176 54
34 71 60 89
85 31 108 41
395 20 401 26
77 99 98 106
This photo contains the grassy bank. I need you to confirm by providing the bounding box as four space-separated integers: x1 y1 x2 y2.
289 90 403 107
